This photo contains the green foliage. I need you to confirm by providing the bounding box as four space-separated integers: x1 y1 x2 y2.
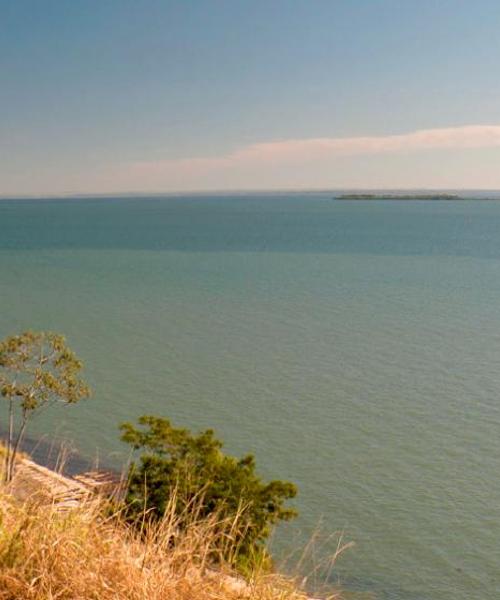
0 331 90 481
120 415 297 567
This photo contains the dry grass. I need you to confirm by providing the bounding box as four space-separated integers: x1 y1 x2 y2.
0 489 342 600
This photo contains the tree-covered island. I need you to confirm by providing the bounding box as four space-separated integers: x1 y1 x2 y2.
337 193 461 200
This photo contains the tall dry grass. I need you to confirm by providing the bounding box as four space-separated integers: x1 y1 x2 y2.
0 489 343 600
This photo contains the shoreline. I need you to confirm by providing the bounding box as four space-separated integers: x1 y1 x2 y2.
7 454 124 507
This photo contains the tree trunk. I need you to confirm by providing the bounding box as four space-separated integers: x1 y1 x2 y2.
7 416 27 482
4 397 14 483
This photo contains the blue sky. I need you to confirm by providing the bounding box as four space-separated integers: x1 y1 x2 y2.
2 0 500 194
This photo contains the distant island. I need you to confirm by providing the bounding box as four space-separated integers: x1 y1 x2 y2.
337 193 461 200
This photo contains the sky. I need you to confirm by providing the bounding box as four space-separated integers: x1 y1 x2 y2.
2 0 500 195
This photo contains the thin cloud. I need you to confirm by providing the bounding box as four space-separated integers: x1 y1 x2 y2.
131 125 500 178
4 124 500 195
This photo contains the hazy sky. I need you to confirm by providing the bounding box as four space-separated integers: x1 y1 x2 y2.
2 0 500 195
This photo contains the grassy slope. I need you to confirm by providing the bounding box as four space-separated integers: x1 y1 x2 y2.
0 483 343 600
0 441 344 599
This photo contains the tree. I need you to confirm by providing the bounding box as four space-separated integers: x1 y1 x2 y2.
0 331 90 482
120 415 297 567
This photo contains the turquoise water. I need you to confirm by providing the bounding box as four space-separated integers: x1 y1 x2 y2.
1 195 500 599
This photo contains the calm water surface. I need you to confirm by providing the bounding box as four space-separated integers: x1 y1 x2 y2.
0 195 499 599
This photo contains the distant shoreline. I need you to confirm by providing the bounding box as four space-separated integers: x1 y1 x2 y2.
337 193 463 200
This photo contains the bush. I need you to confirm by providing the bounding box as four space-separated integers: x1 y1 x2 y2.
120 415 297 568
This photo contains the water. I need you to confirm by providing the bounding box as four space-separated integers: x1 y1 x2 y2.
0 194 499 599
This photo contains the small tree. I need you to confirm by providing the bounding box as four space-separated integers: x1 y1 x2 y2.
0 331 90 481
120 415 297 568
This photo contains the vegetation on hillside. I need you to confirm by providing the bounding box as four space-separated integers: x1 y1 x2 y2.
0 331 345 598
0 491 327 600
121 415 298 571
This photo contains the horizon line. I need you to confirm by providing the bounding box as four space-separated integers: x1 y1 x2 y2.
2 186 500 200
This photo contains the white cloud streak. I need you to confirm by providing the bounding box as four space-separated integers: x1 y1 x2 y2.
5 124 500 195
131 125 500 180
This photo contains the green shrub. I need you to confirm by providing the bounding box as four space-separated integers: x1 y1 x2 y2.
120 415 297 568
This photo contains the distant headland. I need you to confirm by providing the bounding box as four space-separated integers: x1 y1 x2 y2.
337 193 461 200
